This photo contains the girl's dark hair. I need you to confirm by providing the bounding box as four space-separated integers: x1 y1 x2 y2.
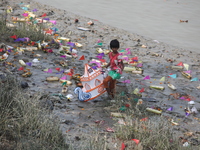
110 39 119 49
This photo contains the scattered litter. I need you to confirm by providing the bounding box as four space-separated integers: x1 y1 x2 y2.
183 142 189 147
168 84 176 90
111 112 124 118
149 85 165 90
77 27 91 31
181 71 192 79
46 76 59 81
141 98 158 102
146 107 162 114
66 94 74 100
19 60 26 66
180 20 188 23
106 127 115 132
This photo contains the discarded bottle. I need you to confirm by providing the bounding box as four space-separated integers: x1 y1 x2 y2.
167 84 176 90
181 71 192 79
171 66 183 70
19 60 26 66
146 108 162 114
124 67 136 72
46 76 59 81
149 85 165 90
151 53 159 57
171 119 179 126
22 46 38 51
132 70 143 74
111 112 124 118
37 43 42 50
75 42 83 47
32 58 40 67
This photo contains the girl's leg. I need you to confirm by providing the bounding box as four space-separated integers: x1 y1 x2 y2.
109 79 117 98
103 76 113 95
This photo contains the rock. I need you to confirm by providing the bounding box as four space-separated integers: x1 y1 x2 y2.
82 123 89 127
75 136 81 141
0 73 6 82
21 81 29 88
61 119 74 125
40 99 54 110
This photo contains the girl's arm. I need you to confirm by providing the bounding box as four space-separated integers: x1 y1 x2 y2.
120 61 124 71
105 62 110 68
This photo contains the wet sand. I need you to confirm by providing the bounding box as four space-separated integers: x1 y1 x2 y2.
1 0 200 149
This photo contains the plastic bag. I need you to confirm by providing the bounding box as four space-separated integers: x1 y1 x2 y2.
108 70 121 79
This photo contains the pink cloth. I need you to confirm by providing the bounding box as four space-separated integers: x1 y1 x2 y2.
109 52 122 74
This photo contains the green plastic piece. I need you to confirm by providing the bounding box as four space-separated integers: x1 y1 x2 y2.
120 91 125 96
108 70 121 79
119 106 126 111
97 42 103 46
119 49 125 52
133 98 139 102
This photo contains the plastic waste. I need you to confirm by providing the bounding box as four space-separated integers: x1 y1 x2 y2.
188 101 198 114
167 84 176 90
3 53 8 59
19 60 26 66
132 70 143 74
60 80 72 85
181 71 192 79
22 46 38 51
87 20 94 25
18 50 23 55
149 85 165 90
77 27 90 31
151 53 159 56
32 58 40 66
183 142 189 147
37 43 42 50
108 70 121 79
137 99 143 105
0 53 8 60
52 93 66 100
46 76 59 81
111 112 124 118
171 119 179 126
102 68 110 78
191 107 198 114
146 108 162 114
22 72 32 77
75 42 83 47
66 94 74 99
124 66 136 72
62 87 68 93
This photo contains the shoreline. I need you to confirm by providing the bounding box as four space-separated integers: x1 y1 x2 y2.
33 0 200 53
1 0 200 149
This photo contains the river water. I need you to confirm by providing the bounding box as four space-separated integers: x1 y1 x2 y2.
35 0 200 53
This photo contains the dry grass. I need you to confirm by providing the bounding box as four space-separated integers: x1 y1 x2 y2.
110 93 193 150
0 75 68 150
0 12 50 42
